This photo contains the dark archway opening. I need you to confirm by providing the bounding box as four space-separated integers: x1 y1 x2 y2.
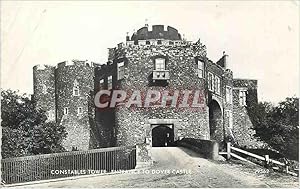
208 100 223 143
152 124 174 147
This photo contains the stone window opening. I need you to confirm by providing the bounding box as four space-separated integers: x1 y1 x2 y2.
169 41 174 45
99 79 104 88
215 76 221 95
226 86 233 104
197 60 204 78
146 40 150 45
155 58 166 71
42 84 47 94
108 76 113 89
239 90 247 106
117 62 125 80
73 80 80 96
157 40 162 45
77 107 83 115
152 57 169 83
64 107 69 115
47 110 55 121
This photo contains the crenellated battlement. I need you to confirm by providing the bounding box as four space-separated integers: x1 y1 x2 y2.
129 25 182 42
57 59 101 68
33 64 55 71
108 38 207 61
126 39 192 47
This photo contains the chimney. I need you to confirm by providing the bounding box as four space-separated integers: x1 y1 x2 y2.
223 51 229 69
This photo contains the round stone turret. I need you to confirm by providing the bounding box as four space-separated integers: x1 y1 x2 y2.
33 64 56 121
55 59 96 151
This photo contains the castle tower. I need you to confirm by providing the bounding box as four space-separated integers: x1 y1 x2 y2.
101 25 212 147
98 24 258 148
33 64 56 122
55 60 96 151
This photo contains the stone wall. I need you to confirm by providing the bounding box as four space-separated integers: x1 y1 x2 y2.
232 79 261 148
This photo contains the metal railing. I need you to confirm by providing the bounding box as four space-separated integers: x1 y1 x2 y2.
152 70 170 80
220 142 298 177
1 146 136 184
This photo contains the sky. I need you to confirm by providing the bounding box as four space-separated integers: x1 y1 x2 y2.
1 1 299 103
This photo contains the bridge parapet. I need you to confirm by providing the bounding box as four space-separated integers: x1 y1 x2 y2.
177 138 219 160
136 143 153 168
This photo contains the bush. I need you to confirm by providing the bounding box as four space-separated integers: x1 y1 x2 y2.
247 97 299 160
1 89 67 158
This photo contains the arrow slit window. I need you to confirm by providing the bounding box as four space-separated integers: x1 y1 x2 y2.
108 76 113 89
64 107 69 115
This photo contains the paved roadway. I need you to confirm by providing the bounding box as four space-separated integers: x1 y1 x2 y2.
16 147 298 188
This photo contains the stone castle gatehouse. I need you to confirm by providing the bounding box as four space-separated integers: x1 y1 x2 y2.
33 24 259 151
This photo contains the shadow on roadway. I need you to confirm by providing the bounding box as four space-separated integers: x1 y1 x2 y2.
176 146 206 158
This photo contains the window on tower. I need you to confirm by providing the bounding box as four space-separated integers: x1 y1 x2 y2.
108 76 113 89
117 62 125 80
99 79 104 89
77 107 83 115
155 58 166 71
215 76 221 95
64 107 69 115
73 80 80 96
42 84 47 94
197 60 204 78
47 110 55 121
226 86 233 104
239 89 247 106
153 57 169 81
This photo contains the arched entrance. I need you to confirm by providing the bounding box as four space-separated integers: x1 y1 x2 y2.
208 100 223 143
152 125 174 147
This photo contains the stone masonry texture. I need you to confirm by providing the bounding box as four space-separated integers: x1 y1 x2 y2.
33 25 260 151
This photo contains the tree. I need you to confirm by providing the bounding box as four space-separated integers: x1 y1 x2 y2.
247 97 299 160
268 98 299 160
1 89 67 158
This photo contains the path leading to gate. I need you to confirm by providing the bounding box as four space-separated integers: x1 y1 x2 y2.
16 147 298 188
